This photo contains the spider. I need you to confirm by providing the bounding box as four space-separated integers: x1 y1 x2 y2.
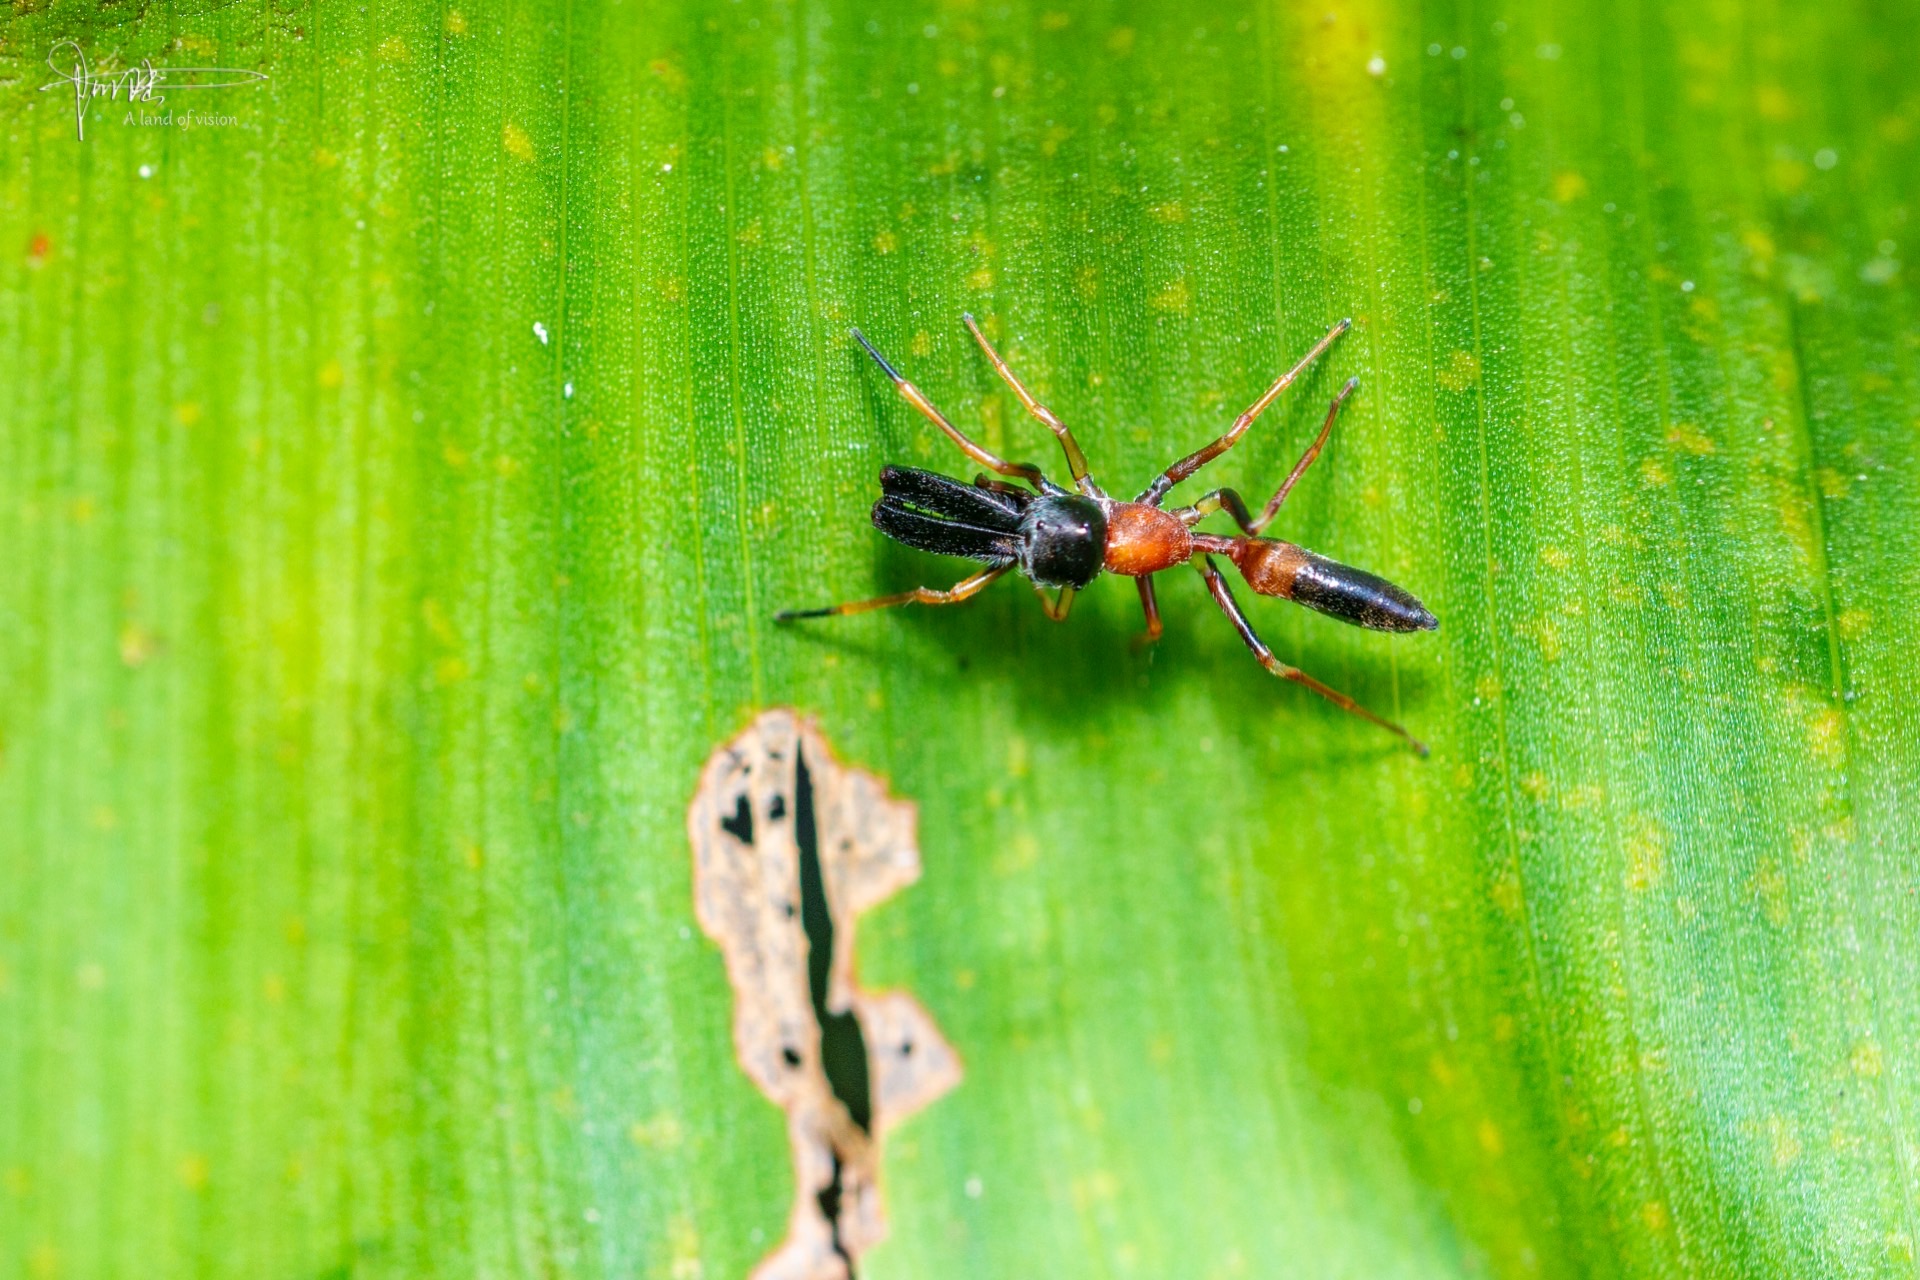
776 315 1437 754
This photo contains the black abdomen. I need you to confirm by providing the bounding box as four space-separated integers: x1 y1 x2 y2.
1291 551 1438 633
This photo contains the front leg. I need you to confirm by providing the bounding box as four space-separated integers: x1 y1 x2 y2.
1035 584 1077 622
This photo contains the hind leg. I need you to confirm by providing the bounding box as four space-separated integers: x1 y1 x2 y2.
1196 556 1426 755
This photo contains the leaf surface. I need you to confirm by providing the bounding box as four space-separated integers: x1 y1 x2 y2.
4 1 1918 1276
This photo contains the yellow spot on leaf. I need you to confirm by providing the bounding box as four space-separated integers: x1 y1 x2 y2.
1149 201 1187 222
968 267 995 291
173 401 201 427
1753 858 1790 926
1851 1041 1884 1078
1665 422 1715 454
1107 27 1136 54
119 623 158 667
649 59 688 93
1808 706 1845 761
1640 457 1672 487
1151 279 1191 314
1041 11 1071 29
1489 871 1524 917
1640 1200 1669 1231
1767 1114 1802 1168
1536 619 1563 662
376 35 409 61
178 1154 209 1191
1478 1119 1504 1156
995 832 1040 876
1540 545 1571 571
1624 815 1668 891
1836 607 1870 641
910 330 933 358
630 1113 685 1148
443 9 468 35
1755 84 1794 120
1070 1169 1120 1208
873 230 898 254
1552 172 1588 203
1437 350 1480 392
503 122 535 162
663 1214 703 1279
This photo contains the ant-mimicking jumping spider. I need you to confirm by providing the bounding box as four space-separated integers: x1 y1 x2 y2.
777 315 1437 754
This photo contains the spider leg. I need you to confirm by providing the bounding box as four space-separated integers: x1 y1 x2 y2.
1136 575 1163 645
1034 584 1077 621
1195 555 1426 755
853 329 1061 494
775 564 1011 621
1174 378 1358 532
1138 318 1350 505
962 312 1097 495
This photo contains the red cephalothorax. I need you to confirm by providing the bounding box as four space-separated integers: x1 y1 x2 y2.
777 314 1438 754
1101 502 1194 577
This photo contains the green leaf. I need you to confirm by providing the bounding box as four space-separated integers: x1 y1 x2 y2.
5 1 1918 1277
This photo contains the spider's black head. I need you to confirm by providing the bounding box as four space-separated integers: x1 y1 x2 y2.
1019 494 1107 589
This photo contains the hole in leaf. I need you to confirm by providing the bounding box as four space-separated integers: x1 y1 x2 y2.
689 710 963 1278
